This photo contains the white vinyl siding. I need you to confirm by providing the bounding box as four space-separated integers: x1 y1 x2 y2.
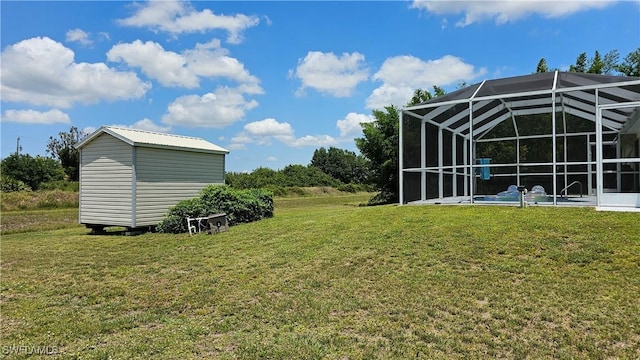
134 147 225 226
79 134 133 226
78 131 226 229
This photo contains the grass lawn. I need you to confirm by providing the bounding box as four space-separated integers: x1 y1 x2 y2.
1 195 639 359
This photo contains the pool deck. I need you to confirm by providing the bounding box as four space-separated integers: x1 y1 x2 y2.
407 195 640 212
408 195 597 207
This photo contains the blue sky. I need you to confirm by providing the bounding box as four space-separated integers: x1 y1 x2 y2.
1 1 639 172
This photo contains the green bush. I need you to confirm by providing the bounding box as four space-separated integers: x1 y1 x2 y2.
199 185 274 225
285 186 308 196
1 175 31 192
39 180 79 192
278 165 341 187
367 191 396 206
1 154 64 190
262 185 288 197
226 165 342 190
157 185 274 234
156 198 206 234
310 147 371 184
336 183 375 193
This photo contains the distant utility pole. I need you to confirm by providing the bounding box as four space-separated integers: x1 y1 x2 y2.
16 136 22 155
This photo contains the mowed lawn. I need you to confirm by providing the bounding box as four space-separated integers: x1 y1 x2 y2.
1 195 639 359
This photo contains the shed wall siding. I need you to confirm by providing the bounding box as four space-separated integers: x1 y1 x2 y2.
80 134 133 226
135 147 225 225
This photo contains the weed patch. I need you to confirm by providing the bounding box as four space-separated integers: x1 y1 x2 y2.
1 190 78 212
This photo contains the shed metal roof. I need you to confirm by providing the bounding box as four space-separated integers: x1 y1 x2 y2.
76 126 229 154
403 71 640 137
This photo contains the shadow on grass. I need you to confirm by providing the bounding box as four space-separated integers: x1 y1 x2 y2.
87 227 147 236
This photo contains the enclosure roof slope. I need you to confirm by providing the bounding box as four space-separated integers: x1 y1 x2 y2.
76 126 229 154
406 72 640 109
403 71 640 135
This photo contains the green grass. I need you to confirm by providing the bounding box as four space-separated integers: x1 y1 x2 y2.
1 196 639 359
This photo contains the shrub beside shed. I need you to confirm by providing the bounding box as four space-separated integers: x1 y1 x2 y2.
75 126 229 233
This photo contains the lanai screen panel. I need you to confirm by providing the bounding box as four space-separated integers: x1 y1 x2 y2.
401 112 422 203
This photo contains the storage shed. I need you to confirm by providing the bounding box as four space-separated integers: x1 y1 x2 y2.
76 126 229 232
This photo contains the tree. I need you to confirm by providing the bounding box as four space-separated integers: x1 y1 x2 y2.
536 58 549 73
356 87 447 205
248 167 280 188
1 153 65 190
226 167 283 189
408 88 432 105
46 126 87 181
588 50 605 74
225 165 340 190
456 81 468 90
536 50 622 75
407 86 445 106
602 49 620 75
310 147 370 184
618 48 640 77
569 52 588 73
279 164 340 187
356 106 401 205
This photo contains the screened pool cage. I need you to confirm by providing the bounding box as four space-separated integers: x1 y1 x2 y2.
400 71 640 211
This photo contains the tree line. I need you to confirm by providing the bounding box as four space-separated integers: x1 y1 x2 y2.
225 149 374 196
536 48 639 76
1 127 87 192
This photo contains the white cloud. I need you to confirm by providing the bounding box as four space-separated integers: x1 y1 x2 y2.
83 126 97 135
366 55 485 109
108 40 198 88
366 83 412 110
292 51 369 97
2 108 70 124
244 118 293 137
411 0 614 27
99 32 111 41
287 135 338 148
162 86 258 128
227 143 247 151
107 39 261 89
266 156 278 162
118 0 260 44
230 133 254 144
230 118 337 149
111 118 171 133
374 55 482 88
66 28 92 45
0 37 150 108
241 118 294 145
336 112 375 137
184 39 260 85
